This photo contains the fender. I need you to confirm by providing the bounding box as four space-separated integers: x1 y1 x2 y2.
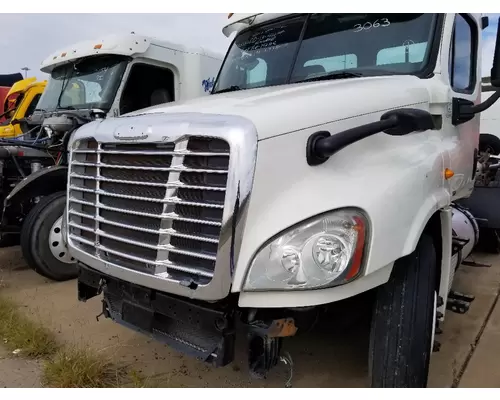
402 186 450 256
3 165 68 210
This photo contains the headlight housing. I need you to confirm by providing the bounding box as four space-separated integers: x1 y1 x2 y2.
243 209 368 291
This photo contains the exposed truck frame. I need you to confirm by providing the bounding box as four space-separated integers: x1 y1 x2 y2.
0 33 223 281
69 13 500 387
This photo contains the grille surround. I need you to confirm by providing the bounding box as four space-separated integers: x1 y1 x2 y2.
65 113 258 301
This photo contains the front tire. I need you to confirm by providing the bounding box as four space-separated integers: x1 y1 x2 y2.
369 233 437 388
20 191 78 281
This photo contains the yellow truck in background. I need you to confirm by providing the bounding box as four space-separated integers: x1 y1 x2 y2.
0 77 47 138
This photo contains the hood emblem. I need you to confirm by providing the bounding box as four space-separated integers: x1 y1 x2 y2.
113 125 148 140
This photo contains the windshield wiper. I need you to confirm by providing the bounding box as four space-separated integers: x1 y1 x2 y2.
213 85 242 95
296 71 364 84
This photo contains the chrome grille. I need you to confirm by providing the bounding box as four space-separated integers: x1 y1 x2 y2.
68 137 230 285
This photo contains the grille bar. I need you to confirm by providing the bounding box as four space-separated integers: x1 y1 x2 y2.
68 137 229 285
69 234 214 278
71 161 228 174
68 209 219 243
70 173 226 191
74 149 230 157
69 185 224 208
69 197 223 226
69 221 217 261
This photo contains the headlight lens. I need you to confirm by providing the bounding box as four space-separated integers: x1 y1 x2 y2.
243 209 368 291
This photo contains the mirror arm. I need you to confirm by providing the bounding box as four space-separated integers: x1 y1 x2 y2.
464 90 500 114
312 118 398 159
306 108 435 166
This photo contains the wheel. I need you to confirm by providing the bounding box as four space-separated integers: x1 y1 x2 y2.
369 233 437 388
479 134 500 156
20 191 78 281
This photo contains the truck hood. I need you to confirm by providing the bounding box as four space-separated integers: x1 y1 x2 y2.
129 75 431 140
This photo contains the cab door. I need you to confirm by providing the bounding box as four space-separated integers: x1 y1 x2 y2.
445 13 482 200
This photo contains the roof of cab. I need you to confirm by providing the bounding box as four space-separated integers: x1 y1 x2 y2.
222 13 293 37
40 33 224 74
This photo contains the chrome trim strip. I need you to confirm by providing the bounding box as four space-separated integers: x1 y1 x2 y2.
70 234 214 278
69 221 217 261
68 209 219 243
69 196 223 225
69 185 224 208
69 173 227 191
74 149 230 157
71 161 228 174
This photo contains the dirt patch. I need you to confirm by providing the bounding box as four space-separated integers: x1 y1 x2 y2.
0 346 42 388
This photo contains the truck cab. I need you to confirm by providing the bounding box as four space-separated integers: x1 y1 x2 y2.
0 77 47 138
70 14 500 387
0 33 223 282
34 33 222 120
0 73 23 123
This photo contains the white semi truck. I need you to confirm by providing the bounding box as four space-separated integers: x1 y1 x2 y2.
0 33 223 281
67 14 500 387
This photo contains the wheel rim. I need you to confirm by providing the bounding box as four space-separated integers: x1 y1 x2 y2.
49 216 76 264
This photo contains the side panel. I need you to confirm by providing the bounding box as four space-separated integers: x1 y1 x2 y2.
182 52 222 100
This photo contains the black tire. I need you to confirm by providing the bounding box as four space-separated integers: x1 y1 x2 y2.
369 233 437 388
479 134 500 156
20 191 78 281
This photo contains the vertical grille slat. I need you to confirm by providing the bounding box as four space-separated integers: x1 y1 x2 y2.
69 136 229 285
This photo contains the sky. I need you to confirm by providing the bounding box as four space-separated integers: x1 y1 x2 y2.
482 14 499 77
0 13 498 79
0 13 232 79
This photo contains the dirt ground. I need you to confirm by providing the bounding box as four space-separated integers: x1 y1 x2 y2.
0 245 499 388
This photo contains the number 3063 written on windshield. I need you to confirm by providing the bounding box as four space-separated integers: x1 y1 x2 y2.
353 18 390 32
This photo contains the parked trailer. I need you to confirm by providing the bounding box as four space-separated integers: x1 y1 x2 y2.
69 14 500 387
0 33 223 281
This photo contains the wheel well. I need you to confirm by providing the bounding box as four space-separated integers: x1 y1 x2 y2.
422 211 442 291
479 133 500 153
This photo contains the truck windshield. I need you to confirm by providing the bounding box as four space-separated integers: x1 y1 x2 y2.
213 13 438 93
36 55 129 112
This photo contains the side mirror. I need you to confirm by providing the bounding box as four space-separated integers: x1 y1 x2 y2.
491 17 500 87
453 17 500 124
482 16 489 30
306 108 435 166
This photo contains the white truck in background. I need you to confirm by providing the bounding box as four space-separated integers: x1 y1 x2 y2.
68 14 500 387
479 77 500 154
0 33 223 281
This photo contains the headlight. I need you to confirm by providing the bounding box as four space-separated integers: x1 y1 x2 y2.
243 209 368 291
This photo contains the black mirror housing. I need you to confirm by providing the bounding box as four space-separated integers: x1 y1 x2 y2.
381 108 435 136
490 17 500 87
482 16 489 30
